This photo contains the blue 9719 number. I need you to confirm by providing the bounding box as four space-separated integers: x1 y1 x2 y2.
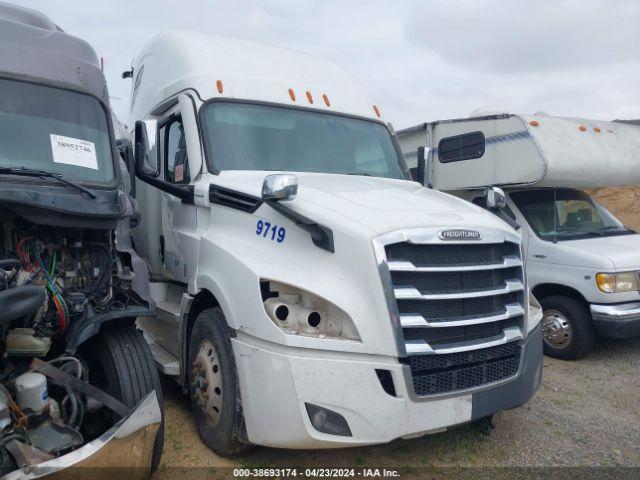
256 220 286 243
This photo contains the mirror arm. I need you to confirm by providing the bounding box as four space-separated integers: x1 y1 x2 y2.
266 199 335 253
135 170 194 204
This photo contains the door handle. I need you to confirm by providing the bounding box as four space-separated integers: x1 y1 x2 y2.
159 235 165 264
533 254 547 259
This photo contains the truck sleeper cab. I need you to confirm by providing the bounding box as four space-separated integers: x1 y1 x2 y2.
0 2 163 477
398 112 640 359
126 31 542 453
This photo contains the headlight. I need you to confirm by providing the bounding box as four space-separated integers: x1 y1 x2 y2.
596 272 639 293
261 280 361 341
526 290 543 334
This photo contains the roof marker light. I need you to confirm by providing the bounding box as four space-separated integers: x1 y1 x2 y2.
288 88 296 101
594 127 601 133
306 91 313 104
529 120 539 127
579 125 587 131
216 80 223 94
323 94 330 107
373 105 381 117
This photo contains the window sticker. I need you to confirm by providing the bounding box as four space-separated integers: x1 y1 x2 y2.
50 134 99 170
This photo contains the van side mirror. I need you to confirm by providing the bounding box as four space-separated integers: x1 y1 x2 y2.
133 120 159 178
486 186 507 210
262 174 298 200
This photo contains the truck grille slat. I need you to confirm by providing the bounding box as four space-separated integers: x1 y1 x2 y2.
381 237 526 397
405 342 521 396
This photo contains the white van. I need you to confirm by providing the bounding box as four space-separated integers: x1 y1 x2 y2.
123 32 543 454
399 113 640 359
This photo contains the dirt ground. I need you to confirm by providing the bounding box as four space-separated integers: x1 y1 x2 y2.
152 187 640 478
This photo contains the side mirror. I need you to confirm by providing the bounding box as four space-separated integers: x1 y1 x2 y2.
262 174 298 200
133 120 159 178
415 146 426 185
486 186 507 210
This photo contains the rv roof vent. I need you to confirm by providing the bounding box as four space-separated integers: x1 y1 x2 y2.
468 105 509 118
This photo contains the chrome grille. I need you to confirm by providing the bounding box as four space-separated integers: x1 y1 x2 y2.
377 230 525 397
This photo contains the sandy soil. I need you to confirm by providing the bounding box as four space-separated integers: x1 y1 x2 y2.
152 188 640 478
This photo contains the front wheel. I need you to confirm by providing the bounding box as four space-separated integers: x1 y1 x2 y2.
89 327 164 472
188 307 251 455
540 295 596 360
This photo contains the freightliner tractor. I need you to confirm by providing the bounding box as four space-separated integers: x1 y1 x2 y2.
124 31 543 454
0 3 162 478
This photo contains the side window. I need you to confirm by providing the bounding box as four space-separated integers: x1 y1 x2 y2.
438 131 485 163
161 116 190 184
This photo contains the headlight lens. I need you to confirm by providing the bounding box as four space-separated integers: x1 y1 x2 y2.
596 272 639 293
261 280 361 341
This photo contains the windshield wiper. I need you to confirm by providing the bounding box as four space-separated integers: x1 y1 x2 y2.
0 167 97 199
346 171 372 177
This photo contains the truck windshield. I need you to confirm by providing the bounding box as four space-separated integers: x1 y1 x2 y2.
201 102 407 179
510 189 632 241
0 78 114 184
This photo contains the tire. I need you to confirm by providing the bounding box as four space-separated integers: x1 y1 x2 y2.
90 327 164 472
540 295 596 360
188 307 251 455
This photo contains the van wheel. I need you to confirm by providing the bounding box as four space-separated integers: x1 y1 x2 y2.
90 327 164 472
188 308 251 455
540 295 596 360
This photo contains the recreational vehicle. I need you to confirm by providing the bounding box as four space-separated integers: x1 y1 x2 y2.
399 112 640 359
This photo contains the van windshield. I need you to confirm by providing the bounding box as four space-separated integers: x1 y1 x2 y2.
0 78 114 184
510 189 632 241
201 102 407 179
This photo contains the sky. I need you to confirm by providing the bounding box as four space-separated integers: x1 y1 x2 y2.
9 0 640 129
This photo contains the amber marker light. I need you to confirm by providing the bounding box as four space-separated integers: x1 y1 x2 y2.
216 80 223 94
288 88 296 101
373 105 381 117
323 94 330 107
306 91 313 104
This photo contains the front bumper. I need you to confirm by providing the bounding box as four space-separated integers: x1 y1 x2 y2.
591 302 640 339
1 392 161 480
233 326 543 449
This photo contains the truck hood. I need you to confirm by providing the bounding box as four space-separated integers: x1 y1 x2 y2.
208 171 517 237
561 234 640 271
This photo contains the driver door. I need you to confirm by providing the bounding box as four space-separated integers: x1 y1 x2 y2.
156 94 202 283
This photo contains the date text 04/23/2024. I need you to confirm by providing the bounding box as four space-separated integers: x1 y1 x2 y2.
257 219 286 243
233 468 400 478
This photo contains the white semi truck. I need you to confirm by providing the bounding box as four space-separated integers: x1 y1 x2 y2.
399 112 640 360
125 31 543 454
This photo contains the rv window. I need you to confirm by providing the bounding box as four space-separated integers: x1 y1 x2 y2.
438 131 485 163
510 189 631 241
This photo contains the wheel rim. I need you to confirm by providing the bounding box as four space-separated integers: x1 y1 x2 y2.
541 309 573 349
191 339 223 424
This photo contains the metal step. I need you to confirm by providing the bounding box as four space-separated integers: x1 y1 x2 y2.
143 333 180 376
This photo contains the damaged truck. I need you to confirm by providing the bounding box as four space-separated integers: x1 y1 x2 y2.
0 2 162 478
